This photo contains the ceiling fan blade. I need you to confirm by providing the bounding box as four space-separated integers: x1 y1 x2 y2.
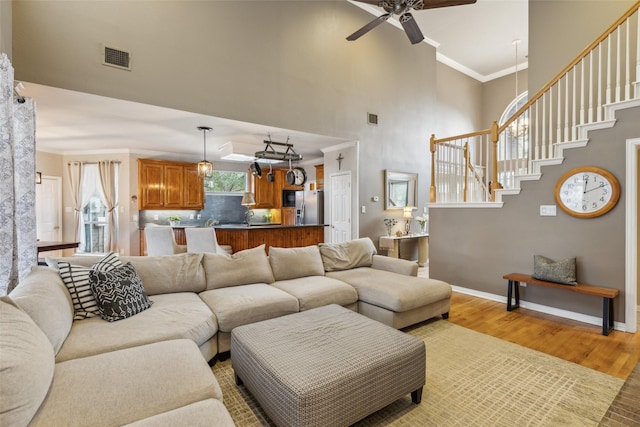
346 13 391 41
412 0 477 11
399 13 424 44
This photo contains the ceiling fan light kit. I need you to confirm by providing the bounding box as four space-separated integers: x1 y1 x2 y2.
347 0 477 45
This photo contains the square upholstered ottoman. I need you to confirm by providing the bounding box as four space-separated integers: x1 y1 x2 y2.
230 304 425 427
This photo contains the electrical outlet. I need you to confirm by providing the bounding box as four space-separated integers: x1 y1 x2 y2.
361 205 366 214
197 214 201 220
189 214 195 219
153 215 159 220
372 196 379 202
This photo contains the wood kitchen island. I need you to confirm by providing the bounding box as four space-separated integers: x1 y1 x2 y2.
214 224 326 253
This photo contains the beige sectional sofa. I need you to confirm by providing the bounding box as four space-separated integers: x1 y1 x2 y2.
0 237 451 426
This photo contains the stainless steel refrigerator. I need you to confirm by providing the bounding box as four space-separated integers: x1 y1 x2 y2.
302 189 324 225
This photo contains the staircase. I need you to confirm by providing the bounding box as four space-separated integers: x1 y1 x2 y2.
429 2 640 206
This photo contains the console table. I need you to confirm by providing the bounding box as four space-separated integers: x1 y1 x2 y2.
379 233 429 267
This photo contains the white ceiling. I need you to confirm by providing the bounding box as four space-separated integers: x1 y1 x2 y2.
22 0 527 162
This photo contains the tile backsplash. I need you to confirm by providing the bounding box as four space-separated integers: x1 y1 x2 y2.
139 194 244 228
138 194 275 228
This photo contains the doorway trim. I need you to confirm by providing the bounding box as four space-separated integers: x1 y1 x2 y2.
625 137 639 333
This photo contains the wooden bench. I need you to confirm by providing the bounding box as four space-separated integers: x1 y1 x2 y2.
503 273 620 336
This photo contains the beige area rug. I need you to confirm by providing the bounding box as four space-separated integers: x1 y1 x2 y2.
212 320 623 426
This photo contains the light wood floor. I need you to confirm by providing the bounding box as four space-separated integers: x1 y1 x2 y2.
447 291 640 380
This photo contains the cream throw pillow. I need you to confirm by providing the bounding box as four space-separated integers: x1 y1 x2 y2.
318 238 377 271
269 245 325 281
203 245 274 289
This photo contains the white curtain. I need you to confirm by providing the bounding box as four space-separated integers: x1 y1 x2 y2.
0 54 37 295
97 161 119 252
67 161 85 246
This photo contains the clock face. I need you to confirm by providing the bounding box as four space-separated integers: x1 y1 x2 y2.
554 166 620 218
292 167 307 186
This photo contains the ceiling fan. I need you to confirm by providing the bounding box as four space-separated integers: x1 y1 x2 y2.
347 0 477 45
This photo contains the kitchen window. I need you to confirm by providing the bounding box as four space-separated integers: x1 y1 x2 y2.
204 170 247 193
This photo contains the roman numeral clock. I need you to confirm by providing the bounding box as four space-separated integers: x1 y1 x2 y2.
554 166 620 218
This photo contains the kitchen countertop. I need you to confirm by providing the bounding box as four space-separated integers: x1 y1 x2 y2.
214 224 328 230
140 224 327 230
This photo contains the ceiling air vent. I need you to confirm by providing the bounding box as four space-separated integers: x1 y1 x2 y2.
367 113 378 125
102 45 131 70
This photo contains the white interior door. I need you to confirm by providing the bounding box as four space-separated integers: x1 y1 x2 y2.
330 172 351 243
36 176 62 255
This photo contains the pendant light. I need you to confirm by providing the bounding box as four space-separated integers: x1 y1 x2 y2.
509 39 528 138
197 126 213 178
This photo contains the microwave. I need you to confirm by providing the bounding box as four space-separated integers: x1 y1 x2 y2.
282 190 298 207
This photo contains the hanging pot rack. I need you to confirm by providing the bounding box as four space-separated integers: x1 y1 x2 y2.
254 136 302 162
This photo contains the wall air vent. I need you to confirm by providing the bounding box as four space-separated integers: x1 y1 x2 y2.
367 113 378 125
102 45 131 70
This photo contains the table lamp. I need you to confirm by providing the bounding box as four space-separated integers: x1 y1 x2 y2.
241 192 256 224
403 206 413 235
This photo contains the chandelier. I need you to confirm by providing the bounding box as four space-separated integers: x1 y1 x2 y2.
197 126 213 178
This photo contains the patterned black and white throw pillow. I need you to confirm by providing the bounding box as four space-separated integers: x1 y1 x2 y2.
58 252 122 320
89 263 153 322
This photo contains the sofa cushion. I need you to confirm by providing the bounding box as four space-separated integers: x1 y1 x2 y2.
0 297 55 427
202 245 274 289
199 284 299 332
122 399 235 427
58 252 123 320
89 263 153 322
29 339 223 427
56 293 217 362
269 245 325 280
9 266 73 355
271 276 358 311
326 267 452 313
318 238 377 271
121 253 207 295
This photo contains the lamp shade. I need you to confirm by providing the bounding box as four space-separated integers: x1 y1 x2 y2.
403 206 414 219
241 192 256 206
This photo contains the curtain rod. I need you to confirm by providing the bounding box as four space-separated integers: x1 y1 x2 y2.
67 161 122 165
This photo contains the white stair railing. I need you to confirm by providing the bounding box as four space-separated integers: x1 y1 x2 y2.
431 2 639 204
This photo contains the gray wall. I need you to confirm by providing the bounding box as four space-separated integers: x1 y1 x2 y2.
481 69 529 128
0 0 11 58
14 0 471 250
529 0 635 95
430 106 638 321
430 0 639 322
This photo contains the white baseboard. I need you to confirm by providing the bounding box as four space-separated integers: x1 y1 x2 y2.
452 285 627 333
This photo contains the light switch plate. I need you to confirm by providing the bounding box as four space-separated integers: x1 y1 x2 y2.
540 205 557 216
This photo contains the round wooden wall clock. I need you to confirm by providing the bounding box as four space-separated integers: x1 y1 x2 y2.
554 166 620 218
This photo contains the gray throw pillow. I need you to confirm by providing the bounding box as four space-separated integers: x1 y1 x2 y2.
89 263 153 322
532 255 577 286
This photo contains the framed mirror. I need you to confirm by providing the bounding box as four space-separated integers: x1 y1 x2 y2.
385 170 418 210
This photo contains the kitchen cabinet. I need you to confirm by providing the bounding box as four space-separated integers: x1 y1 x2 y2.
251 174 277 208
138 159 204 210
315 164 324 190
214 224 325 254
281 207 296 226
